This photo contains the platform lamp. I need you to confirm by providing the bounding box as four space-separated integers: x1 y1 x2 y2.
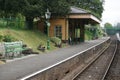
45 9 51 50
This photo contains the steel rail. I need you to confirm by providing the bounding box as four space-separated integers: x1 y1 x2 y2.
72 41 112 80
101 40 118 80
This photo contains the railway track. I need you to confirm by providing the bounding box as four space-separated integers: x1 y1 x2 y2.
73 37 118 80
103 40 120 80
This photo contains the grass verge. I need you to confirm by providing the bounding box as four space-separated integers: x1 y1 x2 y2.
0 28 57 53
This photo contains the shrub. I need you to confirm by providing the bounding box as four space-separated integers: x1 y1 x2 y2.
38 41 45 48
3 34 17 42
51 37 61 46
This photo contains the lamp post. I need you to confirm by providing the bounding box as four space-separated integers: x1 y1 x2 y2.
45 9 51 50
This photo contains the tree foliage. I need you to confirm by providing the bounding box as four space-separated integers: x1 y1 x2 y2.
0 0 104 29
104 23 113 29
46 0 70 16
67 0 104 18
0 0 70 29
0 0 27 17
23 0 44 29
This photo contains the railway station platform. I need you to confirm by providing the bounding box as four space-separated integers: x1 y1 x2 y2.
0 37 110 80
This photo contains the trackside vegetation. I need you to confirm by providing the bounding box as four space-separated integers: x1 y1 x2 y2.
0 28 57 52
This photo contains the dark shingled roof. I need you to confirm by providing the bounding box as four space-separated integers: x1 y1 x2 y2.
70 6 88 14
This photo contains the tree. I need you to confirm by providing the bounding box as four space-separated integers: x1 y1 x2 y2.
0 0 27 17
0 0 70 29
66 0 104 18
23 0 44 29
0 0 104 29
43 0 70 16
104 23 113 29
24 0 70 29
0 0 44 29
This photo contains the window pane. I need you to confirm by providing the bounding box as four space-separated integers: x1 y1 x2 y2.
54 25 62 39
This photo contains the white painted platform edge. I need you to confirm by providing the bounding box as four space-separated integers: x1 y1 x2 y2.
20 37 110 80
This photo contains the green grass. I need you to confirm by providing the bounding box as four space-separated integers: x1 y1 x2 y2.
0 28 57 53
0 26 96 53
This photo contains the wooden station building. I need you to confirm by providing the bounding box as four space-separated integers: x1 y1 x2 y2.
38 6 101 43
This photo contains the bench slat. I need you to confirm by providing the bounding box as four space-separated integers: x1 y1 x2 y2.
0 41 29 59
4 41 25 58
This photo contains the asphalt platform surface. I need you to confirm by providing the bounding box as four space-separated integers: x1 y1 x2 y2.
0 37 109 80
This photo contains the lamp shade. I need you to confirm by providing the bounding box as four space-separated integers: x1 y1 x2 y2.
45 9 51 19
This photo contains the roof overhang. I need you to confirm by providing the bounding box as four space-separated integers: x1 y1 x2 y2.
68 13 101 24
68 6 101 24
50 6 101 24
